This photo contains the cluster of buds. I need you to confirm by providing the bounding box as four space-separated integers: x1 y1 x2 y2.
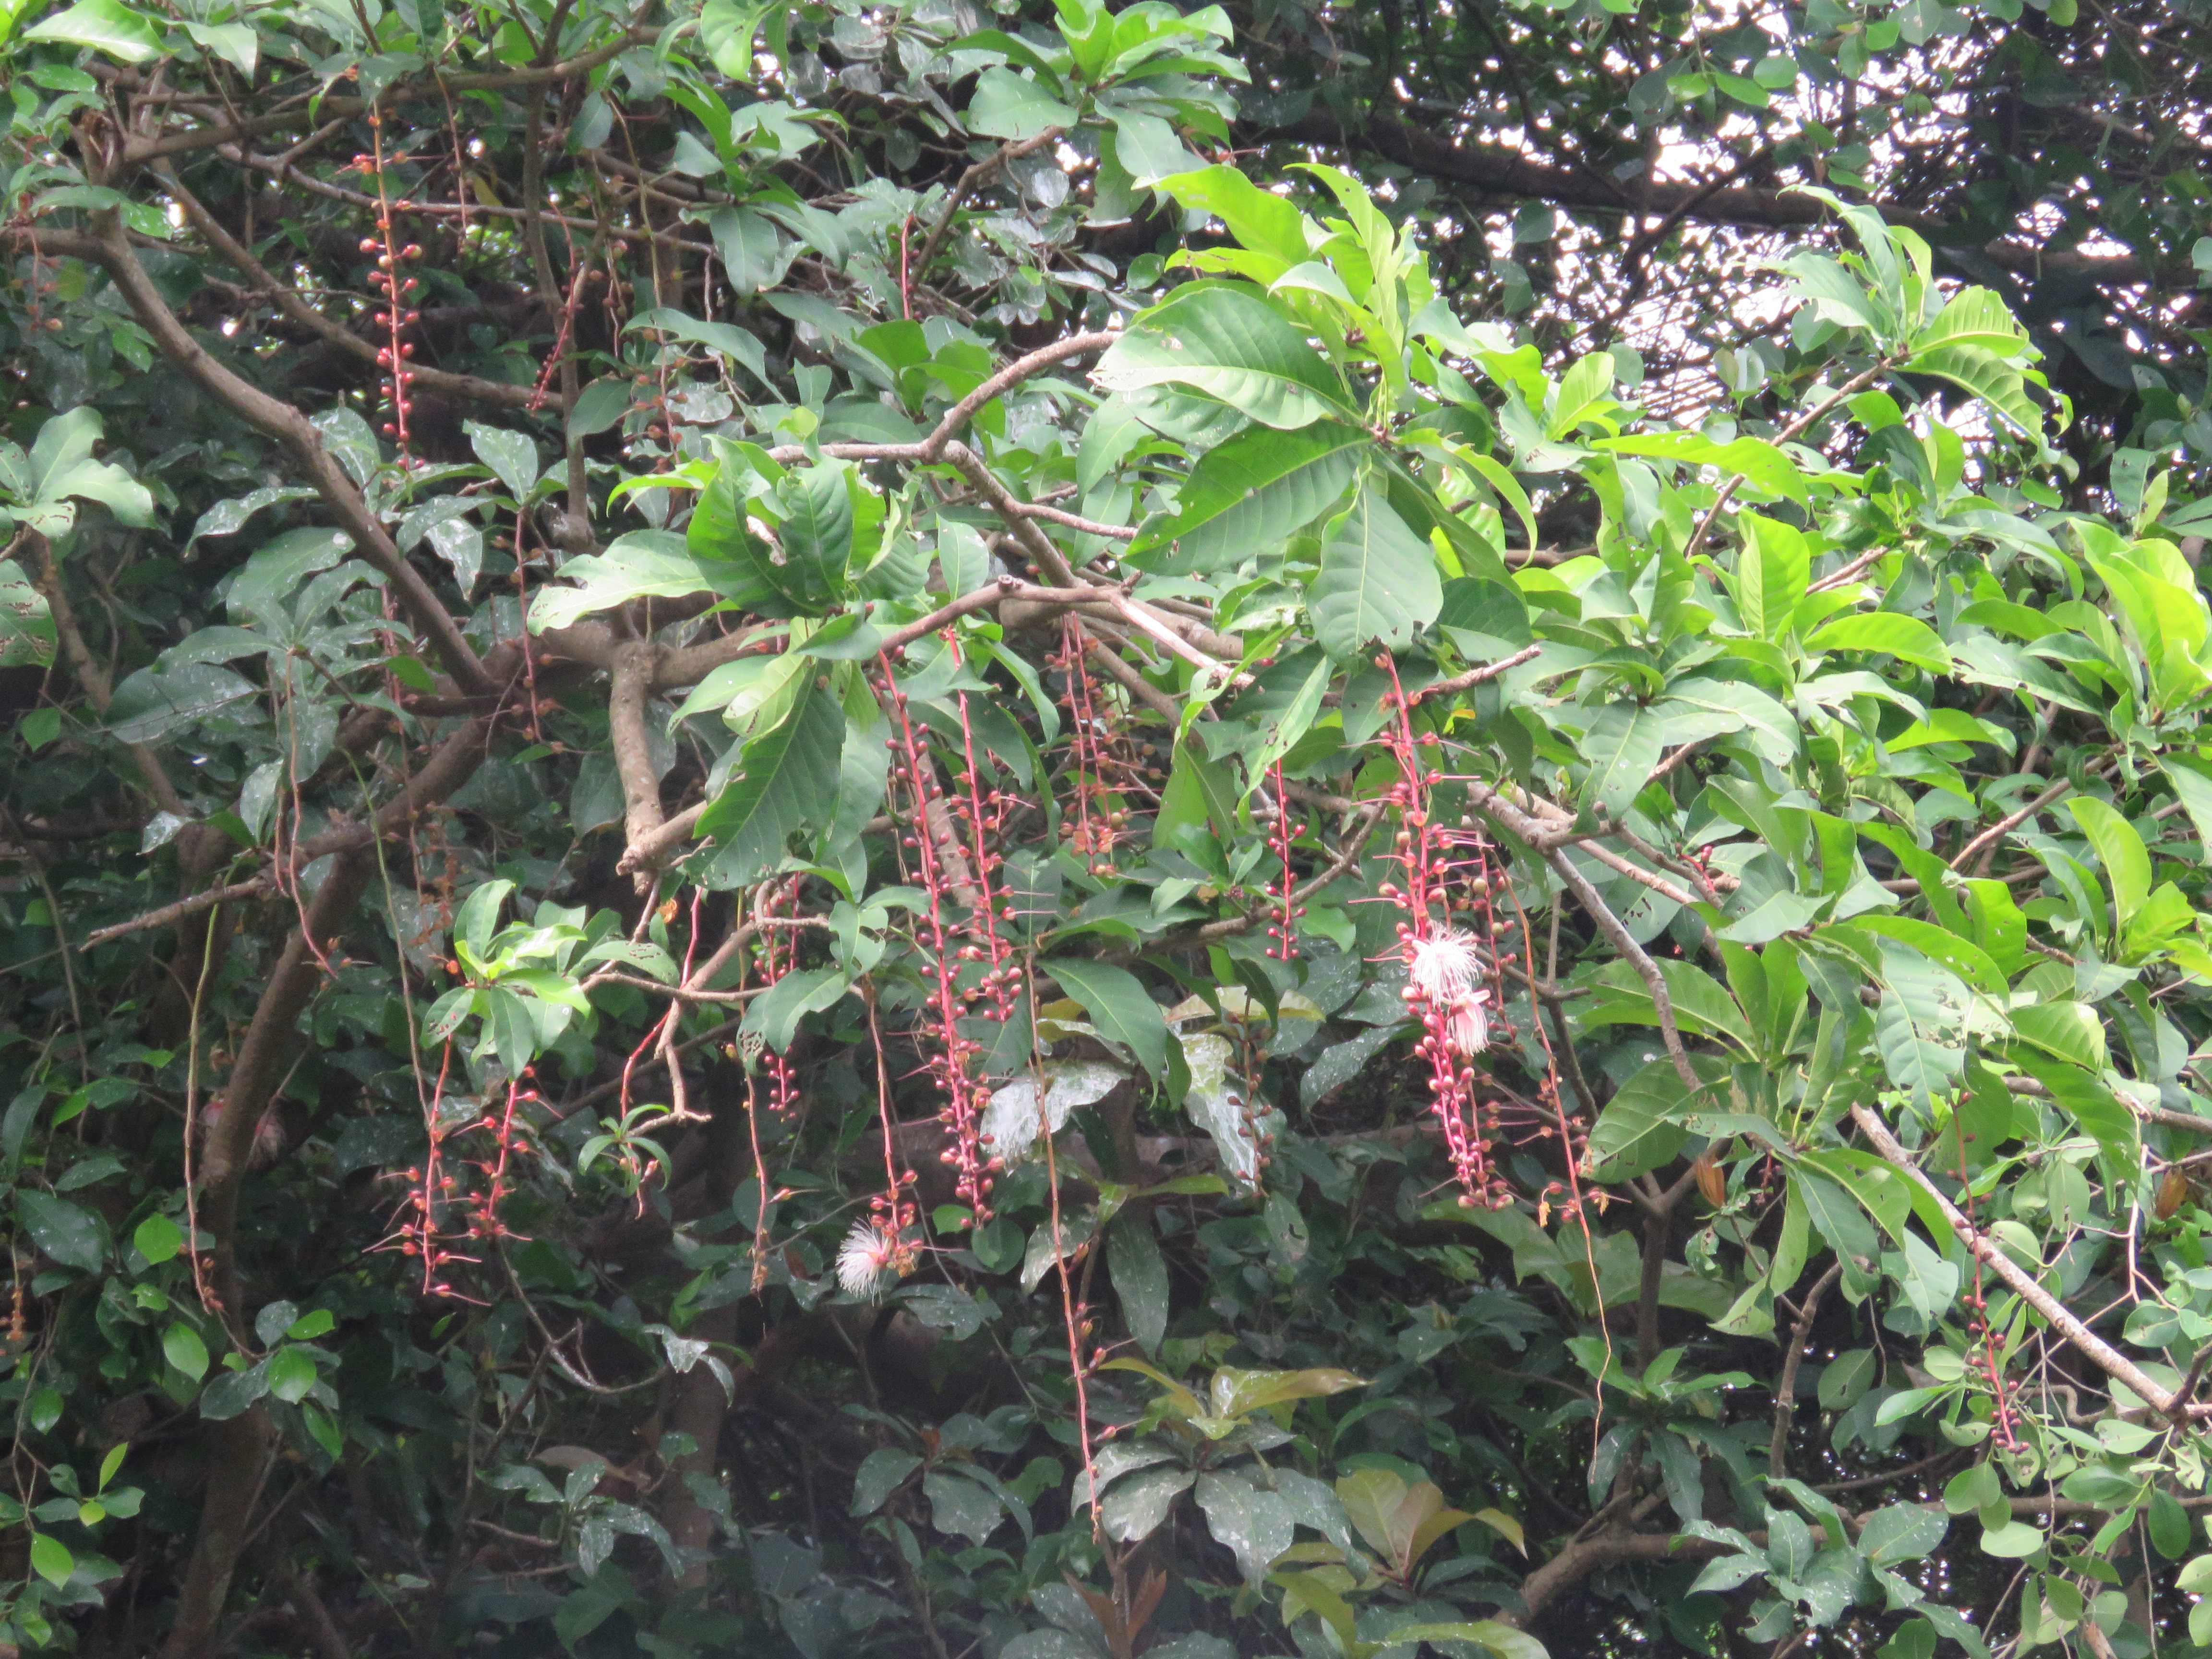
356 117 424 454
459 1078 535 1247
1967 1292 2020 1450
1050 621 1144 876
878 650 1013 1217
380 1060 541 1302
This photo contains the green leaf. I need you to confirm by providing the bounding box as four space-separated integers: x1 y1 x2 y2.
1583 1056 1727 1180
532 533 761 632
568 378 634 439
1107 1215 1170 1356
1859 1502 1948 1565
107 661 256 745
767 463 856 612
2066 796 2151 929
700 681 846 888
1157 165 1310 265
162 1323 209 1382
851 1448 922 1515
266 1346 317 1404
698 0 768 76
1905 343 2043 436
924 1468 1004 1546
24 0 160 60
1599 433 1809 506
132 1213 183 1265
225 526 354 621
1310 486 1443 660
28 1533 74 1590
1580 700 1663 819
19 1190 108 1271
2160 756 2212 862
1095 285 1354 429
1911 287 2027 357
465 421 541 502
1045 959 1168 1079
738 966 849 1053
1978 1518 2045 1558
1806 612 1954 674
966 66 1076 139
1131 419 1365 575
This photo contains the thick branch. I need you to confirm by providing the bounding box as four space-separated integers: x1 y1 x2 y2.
609 641 665 892
1260 109 2171 286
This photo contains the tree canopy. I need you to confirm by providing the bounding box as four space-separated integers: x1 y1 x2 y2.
6 0 2212 1657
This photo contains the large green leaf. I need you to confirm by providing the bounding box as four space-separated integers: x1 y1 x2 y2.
1310 487 1442 660
1582 1056 1728 1181
107 661 256 744
1580 701 1663 820
1095 284 1355 430
531 530 768 632
1911 287 2027 356
700 681 846 887
1131 419 1365 574
24 0 162 61
1806 611 1954 674
1904 343 2043 436
2066 796 2151 930
1044 959 1168 1079
1157 165 1310 265
19 1190 108 1272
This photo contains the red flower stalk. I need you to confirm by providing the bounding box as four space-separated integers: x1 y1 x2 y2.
360 116 422 460
1374 653 1507 1208
1054 620 1134 875
1264 761 1303 962
876 650 1005 1218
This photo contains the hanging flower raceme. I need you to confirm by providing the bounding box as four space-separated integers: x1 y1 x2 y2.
876 649 1008 1219
1374 653 1510 1209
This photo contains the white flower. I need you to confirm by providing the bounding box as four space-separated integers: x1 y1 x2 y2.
836 1220 897 1299
1404 926 1481 1000
1443 989 1491 1057
1402 928 1491 1056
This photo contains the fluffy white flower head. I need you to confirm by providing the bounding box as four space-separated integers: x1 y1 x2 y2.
836 1220 898 1299
1403 927 1491 1056
1404 926 1481 1001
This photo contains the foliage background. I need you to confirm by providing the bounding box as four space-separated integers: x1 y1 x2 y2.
5 0 2212 1655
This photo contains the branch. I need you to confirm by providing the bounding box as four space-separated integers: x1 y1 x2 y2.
120 29 655 165
1259 108 2171 287
911 130 1065 281
1551 850 1702 1090
1404 642 1544 706
609 642 664 892
1770 1262 1843 1476
1847 1103 2211 1423
154 161 548 413
29 218 493 696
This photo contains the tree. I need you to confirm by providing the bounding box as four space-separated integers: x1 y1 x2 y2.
3 0 2212 1656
